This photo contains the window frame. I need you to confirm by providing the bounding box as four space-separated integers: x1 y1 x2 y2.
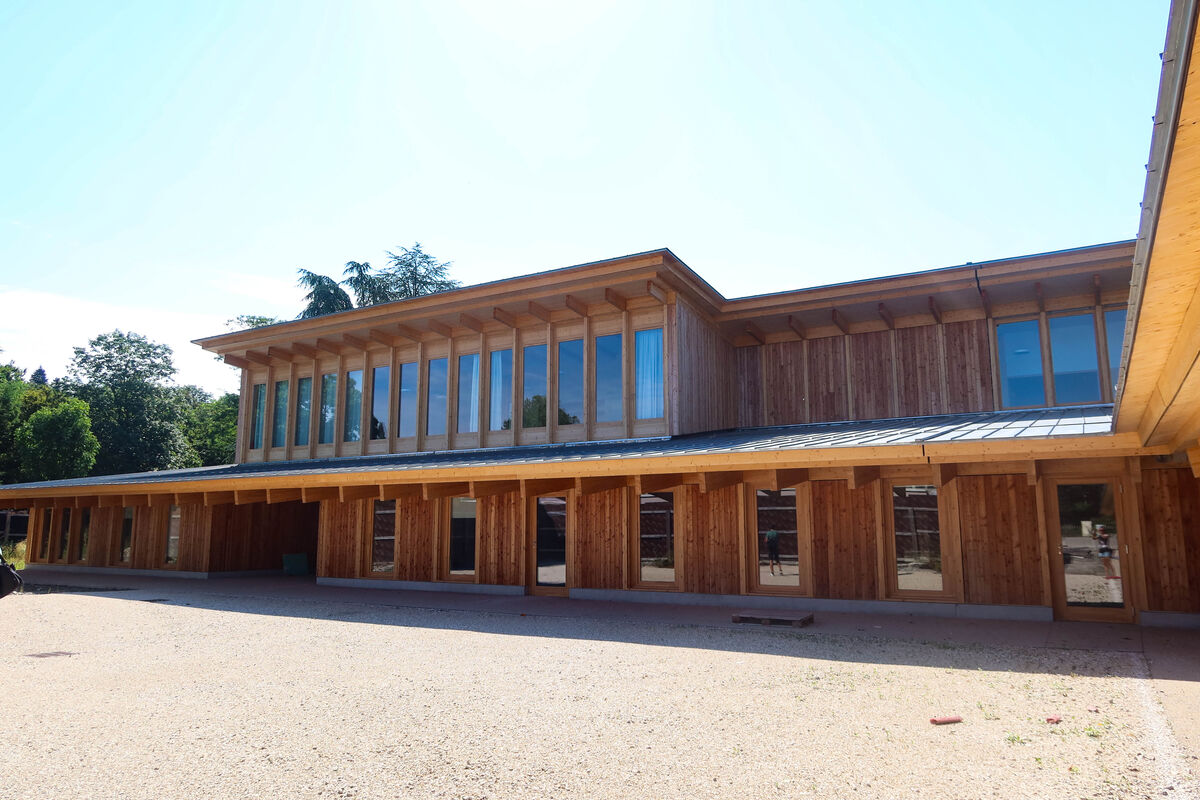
442 496 479 583
367 498 397 578
632 326 666 421
1044 308 1105 407
881 479 960 602
631 490 679 589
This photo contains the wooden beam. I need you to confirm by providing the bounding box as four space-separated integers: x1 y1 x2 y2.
291 342 318 360
848 465 879 489
469 480 521 498
341 333 369 351
243 350 272 367
147 494 174 508
927 296 942 325
775 468 809 489
97 495 125 508
521 478 575 497
1024 460 1040 487
1126 456 1143 484
646 280 668 304
72 495 99 508
1034 282 1045 313
786 315 806 340
698 471 743 494
266 488 303 504
1188 446 1200 479
428 319 454 338
931 462 957 488
574 475 630 495
339 485 380 502
223 354 251 369
744 322 766 345
203 491 234 506
173 492 204 506
52 496 74 509
368 329 397 348
980 289 992 318
234 489 267 505
459 313 484 333
394 324 423 343
1093 274 1103 307
266 346 294 362
832 309 851 336
603 288 627 312
301 487 339 503
527 300 552 323
636 473 688 494
314 338 343 356
564 294 588 318
379 484 425 500
877 303 895 330
423 482 470 500
492 307 518 329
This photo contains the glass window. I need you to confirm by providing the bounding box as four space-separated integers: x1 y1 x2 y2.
165 505 181 565
119 507 133 563
635 328 664 419
996 319 1045 408
489 349 513 431
58 508 71 561
370 366 389 440
534 496 568 587
756 489 798 587
1057 483 1122 608
398 362 418 437
343 369 363 442
271 380 289 448
427 358 448 436
457 353 480 433
557 339 584 425
892 485 941 592
638 492 675 583
39 508 51 560
1048 314 1101 405
250 383 266 449
449 497 476 576
294 376 312 447
77 508 90 562
372 499 395 574
318 373 337 444
595 334 623 422
523 344 547 428
1105 308 1128 394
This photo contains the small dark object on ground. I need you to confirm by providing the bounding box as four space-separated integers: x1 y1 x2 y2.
731 610 814 627
26 651 76 658
1046 715 1062 724
930 716 963 725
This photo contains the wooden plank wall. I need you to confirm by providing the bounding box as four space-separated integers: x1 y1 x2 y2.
674 299 737 434
1138 468 1200 613
130 506 168 570
850 331 896 420
957 475 1046 606
735 346 764 427
476 491 524 585
810 480 878 600
679 484 741 595
177 504 212 572
896 325 945 417
573 487 626 589
763 341 806 426
317 499 368 579
209 501 318 573
943 320 994 413
808 337 849 422
395 496 438 582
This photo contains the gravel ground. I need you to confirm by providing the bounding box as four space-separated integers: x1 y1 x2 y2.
4 589 1198 800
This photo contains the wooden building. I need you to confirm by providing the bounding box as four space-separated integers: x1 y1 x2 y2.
6 1 1200 626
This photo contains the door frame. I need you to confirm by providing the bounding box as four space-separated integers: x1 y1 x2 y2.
1043 475 1135 623
527 493 571 596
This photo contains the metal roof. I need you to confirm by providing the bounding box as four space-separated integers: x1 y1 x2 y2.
0 405 1114 493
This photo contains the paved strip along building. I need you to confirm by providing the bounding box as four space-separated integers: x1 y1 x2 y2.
7 1 1200 627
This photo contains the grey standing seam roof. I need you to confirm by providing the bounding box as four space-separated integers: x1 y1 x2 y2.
0 405 1115 492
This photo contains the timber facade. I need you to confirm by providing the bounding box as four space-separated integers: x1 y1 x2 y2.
7 0 1200 626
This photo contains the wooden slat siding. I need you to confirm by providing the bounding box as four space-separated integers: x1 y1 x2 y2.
957 476 1045 605
131 506 168 570
850 330 896 420
674 299 736 434
679 484 741 595
896 325 946 417
735 346 764 427
943 320 995 413
176 504 212 573
316 498 367 579
476 491 524 585
573 487 626 589
1139 468 1200 613
395 495 438 582
808 336 849 423
809 480 878 600
208 501 319 573
763 341 806 425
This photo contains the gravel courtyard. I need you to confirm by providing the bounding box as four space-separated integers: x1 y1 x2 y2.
4 585 1198 799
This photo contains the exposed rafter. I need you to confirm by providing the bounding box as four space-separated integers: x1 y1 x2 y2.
564 295 589 318
341 333 369 351
492 307 518 329
527 300 552 323
459 313 484 333
877 303 895 329
646 280 668 303
786 315 806 340
927 296 942 325
604 288 627 312
427 319 454 338
831 309 851 336
744 321 766 345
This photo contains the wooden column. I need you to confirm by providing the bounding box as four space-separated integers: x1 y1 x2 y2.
262 364 276 462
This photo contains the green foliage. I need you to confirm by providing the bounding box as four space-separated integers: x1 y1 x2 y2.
297 242 460 319
29 366 47 386
0 376 24 484
227 315 283 331
14 397 99 481
1 540 25 570
297 269 354 319
180 392 239 466
382 243 460 298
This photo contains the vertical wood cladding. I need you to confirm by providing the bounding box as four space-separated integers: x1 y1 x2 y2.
394 495 438 582
675 300 736 434
1138 468 1200 613
177 504 212 572
809 480 878 600
130 506 168 570
957 476 1046 606
476 491 524 586
895 325 946 417
808 337 849 422
573 487 626 589
763 341 806 426
209 501 318 573
317 499 368 579
943 320 994 413
850 331 896 420
735 346 764 428
679 484 741 595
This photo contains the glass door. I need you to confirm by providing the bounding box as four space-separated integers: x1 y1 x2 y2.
1049 481 1130 621
530 495 568 595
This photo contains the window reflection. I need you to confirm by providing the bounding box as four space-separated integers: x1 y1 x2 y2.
639 492 675 583
557 339 583 425
1105 308 1127 394
318 374 337 444
1049 314 1101 404
489 350 513 431
372 499 395 573
398 362 418 438
535 496 567 587
523 344 547 428
996 320 1044 408
458 354 480 433
595 334 623 423
343 369 363 442
427 358 448 436
449 497 476 576
756 489 798 587
635 328 664 419
294 376 312 446
1057 483 1122 608
892 485 941 592
271 380 288 448
250 383 266 449
370 366 389 440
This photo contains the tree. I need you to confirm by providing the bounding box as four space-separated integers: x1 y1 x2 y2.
0 375 23 484
227 315 283 331
294 242 460 319
341 261 393 307
381 243 460 298
29 366 47 386
176 388 239 466
14 398 99 481
297 269 354 319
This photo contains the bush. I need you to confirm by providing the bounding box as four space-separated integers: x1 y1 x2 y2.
2 540 26 570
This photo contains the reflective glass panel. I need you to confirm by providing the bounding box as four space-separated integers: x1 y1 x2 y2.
489 349 513 431
294 376 312 446
595 333 623 422
39 508 51 559
892 485 942 592
523 344 547 428
343 369 363 442
1057 483 1123 607
996 319 1045 408
635 328 664 419
318 373 337 444
370 366 389 440
398 362 418 438
756 489 798 587
1049 314 1101 404
271 380 289 448
250 383 266 449
449 497 476 576
120 507 133 563
58 508 71 561
372 499 395 573
458 353 480 433
77 508 90 562
557 339 584 425
639 492 675 583
535 496 568 587
427 358 448 436
165 505 181 565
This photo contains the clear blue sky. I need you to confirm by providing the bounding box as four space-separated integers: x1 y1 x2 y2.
0 0 1171 394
